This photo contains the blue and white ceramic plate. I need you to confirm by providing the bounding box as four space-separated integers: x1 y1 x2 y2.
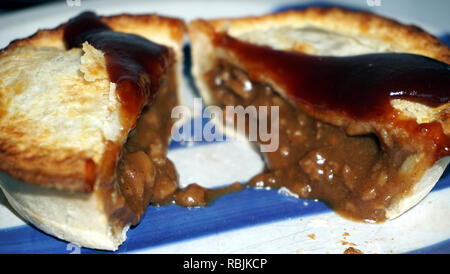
0 0 449 254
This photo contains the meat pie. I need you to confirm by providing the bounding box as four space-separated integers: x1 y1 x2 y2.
188 7 450 222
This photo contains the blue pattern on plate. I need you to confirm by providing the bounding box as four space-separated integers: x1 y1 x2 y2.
408 238 450 254
183 44 200 96
434 164 450 191
272 1 367 13
438 34 450 47
0 187 330 254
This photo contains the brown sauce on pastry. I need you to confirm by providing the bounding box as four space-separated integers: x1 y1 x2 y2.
64 11 172 124
213 33 450 160
213 33 449 113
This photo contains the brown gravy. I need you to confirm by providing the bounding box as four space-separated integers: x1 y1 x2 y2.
115 80 244 220
64 11 172 129
204 62 427 222
213 33 450 112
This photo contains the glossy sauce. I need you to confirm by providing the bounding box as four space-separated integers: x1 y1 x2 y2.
213 33 450 160
214 33 450 114
64 11 171 123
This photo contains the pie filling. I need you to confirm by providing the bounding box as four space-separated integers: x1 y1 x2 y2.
115 68 178 224
114 74 245 223
112 67 244 225
204 61 435 222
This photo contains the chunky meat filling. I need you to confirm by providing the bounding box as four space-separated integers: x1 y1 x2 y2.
115 72 245 222
115 71 179 222
206 62 417 222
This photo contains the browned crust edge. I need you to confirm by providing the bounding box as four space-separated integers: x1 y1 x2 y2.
200 7 450 64
3 12 186 51
0 13 185 192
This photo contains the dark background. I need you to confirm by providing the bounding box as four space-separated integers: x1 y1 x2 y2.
0 0 65 14
1 0 59 10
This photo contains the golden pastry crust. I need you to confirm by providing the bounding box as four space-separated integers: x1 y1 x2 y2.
0 147 96 192
5 13 185 52
201 7 450 63
0 13 185 193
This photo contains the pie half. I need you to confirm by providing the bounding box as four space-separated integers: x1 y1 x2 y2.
0 12 184 250
188 7 450 222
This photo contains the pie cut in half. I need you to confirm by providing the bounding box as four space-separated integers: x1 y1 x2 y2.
188 7 450 222
0 12 184 250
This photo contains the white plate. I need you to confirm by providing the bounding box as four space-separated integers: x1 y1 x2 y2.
0 0 449 254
